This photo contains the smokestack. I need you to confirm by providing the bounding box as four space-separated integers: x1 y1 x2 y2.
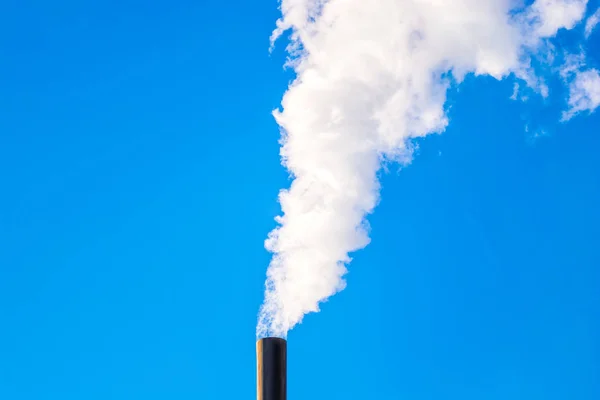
256 337 287 400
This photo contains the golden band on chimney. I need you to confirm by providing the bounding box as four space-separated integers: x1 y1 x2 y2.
256 338 287 400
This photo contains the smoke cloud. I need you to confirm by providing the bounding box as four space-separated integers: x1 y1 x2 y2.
257 0 591 339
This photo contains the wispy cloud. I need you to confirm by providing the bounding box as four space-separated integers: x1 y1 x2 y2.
585 8 600 38
562 68 600 120
525 124 551 144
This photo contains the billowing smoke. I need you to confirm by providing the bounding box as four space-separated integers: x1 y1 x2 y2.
257 0 593 339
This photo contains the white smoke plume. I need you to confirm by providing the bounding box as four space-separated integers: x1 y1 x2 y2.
257 0 590 339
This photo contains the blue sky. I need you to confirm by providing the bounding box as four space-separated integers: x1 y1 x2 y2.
0 1 599 399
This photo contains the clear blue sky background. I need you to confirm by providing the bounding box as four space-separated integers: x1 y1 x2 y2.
0 1 598 399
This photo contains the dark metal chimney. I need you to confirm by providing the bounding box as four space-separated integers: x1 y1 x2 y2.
256 337 287 400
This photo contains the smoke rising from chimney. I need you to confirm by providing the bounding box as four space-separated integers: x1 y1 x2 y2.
257 0 590 339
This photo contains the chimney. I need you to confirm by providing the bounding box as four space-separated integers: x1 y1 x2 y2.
256 337 287 400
